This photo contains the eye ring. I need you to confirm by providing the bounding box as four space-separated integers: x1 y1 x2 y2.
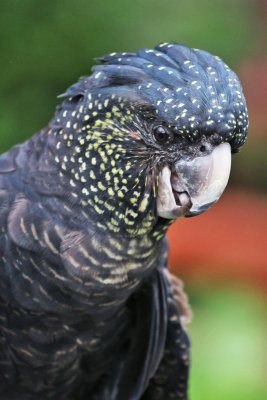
153 125 171 144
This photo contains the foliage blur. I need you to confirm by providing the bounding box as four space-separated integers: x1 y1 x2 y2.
0 1 266 399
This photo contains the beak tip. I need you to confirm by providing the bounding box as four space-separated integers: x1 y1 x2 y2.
185 200 216 217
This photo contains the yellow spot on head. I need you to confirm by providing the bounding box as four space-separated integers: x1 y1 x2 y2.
90 170 96 179
82 188 89 196
138 194 149 212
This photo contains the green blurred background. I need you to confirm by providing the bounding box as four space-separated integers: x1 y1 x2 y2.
0 1 266 398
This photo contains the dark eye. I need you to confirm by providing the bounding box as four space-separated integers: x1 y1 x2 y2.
153 125 171 144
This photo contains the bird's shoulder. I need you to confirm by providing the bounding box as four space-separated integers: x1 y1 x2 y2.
0 181 163 314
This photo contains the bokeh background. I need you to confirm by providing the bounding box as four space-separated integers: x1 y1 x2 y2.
1 1 266 398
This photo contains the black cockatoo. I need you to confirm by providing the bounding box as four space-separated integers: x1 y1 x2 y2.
0 43 248 399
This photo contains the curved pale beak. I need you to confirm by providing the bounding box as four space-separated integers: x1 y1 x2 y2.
157 143 232 219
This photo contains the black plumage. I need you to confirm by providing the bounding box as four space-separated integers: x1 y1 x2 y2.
0 42 248 399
